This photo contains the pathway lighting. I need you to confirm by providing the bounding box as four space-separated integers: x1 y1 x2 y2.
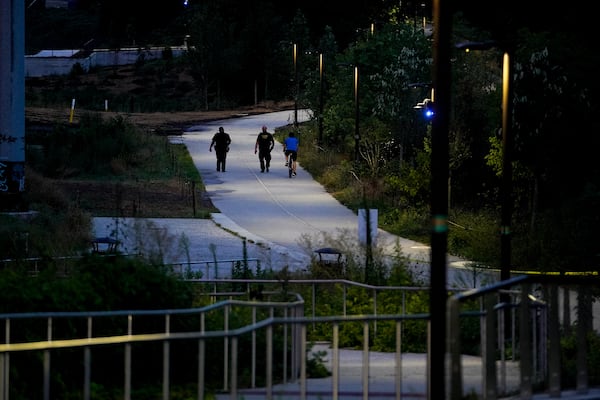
456 40 514 283
293 43 298 128
338 62 361 163
353 65 359 162
408 82 435 120
319 53 324 145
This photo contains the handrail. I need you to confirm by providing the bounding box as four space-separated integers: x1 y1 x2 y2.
1 276 597 400
0 313 430 353
0 292 306 400
0 294 304 321
0 279 438 400
448 273 600 400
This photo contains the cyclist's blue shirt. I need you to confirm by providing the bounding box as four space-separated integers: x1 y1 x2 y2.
284 136 299 151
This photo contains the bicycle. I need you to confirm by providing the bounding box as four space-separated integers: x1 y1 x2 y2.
286 150 297 178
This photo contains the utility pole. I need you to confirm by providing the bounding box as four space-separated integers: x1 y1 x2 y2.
0 0 26 212
429 0 452 398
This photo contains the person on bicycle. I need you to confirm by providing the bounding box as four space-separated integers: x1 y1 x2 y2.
254 125 274 173
283 131 299 176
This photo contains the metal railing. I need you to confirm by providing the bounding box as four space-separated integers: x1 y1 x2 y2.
168 258 262 279
448 274 600 400
0 292 305 400
0 256 263 279
0 276 598 400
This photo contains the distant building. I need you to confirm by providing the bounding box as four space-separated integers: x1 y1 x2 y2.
25 46 188 77
44 0 70 8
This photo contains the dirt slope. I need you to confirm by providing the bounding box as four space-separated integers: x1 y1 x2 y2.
26 101 293 133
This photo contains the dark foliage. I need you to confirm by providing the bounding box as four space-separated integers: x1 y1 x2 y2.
0 255 196 399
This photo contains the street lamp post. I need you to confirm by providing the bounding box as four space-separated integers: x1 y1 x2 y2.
354 65 360 163
337 62 360 162
454 46 515 394
293 43 298 128
500 50 513 283
318 53 324 146
455 40 513 282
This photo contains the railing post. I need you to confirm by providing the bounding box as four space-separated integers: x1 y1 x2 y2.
1 319 8 400
251 306 257 388
547 284 561 396
373 289 378 336
343 284 347 316
395 320 402 400
312 283 316 330
576 285 590 394
229 336 238 400
333 322 340 399
483 294 497 399
125 314 132 400
162 314 170 400
44 317 51 400
198 312 206 400
447 296 462 400
0 354 5 400
498 300 507 393
519 283 532 398
295 303 304 384
362 321 370 400
266 324 273 400
282 308 288 385
300 323 307 400
198 338 205 400
223 305 229 392
84 317 92 400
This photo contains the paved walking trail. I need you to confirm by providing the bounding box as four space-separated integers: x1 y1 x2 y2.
94 109 476 284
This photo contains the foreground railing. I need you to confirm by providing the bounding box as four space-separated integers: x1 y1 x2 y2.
448 274 600 400
0 279 436 400
0 293 306 400
0 276 598 400
0 308 431 400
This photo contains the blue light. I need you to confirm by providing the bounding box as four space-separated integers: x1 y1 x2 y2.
424 109 434 119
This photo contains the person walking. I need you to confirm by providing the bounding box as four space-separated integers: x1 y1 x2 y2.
254 125 275 173
283 131 299 176
209 126 231 172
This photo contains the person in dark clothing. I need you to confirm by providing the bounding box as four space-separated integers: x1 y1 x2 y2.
209 126 231 172
254 125 275 173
